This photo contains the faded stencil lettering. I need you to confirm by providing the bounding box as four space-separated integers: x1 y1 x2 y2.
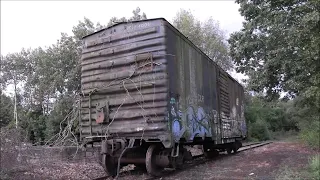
127 22 151 31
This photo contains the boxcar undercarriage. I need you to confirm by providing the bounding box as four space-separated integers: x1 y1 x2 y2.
84 137 243 177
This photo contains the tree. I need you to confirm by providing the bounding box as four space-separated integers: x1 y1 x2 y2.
129 7 147 21
0 7 149 143
45 94 75 140
107 7 147 27
173 9 233 71
228 0 320 105
0 92 14 127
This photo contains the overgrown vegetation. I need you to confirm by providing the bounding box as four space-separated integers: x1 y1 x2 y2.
243 93 319 144
230 0 319 149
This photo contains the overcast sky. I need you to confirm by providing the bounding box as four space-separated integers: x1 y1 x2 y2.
1 1 246 94
1 0 243 55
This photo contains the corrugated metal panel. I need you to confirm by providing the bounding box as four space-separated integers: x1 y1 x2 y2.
220 72 246 139
218 69 231 138
80 20 169 141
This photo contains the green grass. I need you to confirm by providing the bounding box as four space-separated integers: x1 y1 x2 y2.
309 155 320 180
275 155 320 180
275 166 304 180
300 128 320 149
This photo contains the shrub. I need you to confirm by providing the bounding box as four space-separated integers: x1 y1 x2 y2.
299 118 320 149
269 130 299 141
248 120 271 141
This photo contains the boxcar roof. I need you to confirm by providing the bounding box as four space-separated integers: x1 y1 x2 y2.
81 17 244 89
82 18 166 39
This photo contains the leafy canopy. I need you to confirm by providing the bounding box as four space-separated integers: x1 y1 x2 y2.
173 9 233 71
228 0 320 105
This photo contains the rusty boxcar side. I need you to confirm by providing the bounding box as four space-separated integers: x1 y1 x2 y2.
80 18 247 177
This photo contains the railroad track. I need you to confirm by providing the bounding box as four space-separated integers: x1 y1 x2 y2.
93 141 272 180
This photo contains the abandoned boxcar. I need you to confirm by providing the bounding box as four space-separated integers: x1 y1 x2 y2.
80 18 247 177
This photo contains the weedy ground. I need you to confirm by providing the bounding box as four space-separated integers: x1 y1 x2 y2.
1 134 319 180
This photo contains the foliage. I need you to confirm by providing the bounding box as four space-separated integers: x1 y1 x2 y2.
173 9 233 71
248 120 271 141
107 7 147 27
244 93 301 141
279 96 319 148
299 114 320 149
244 92 319 147
244 95 271 141
229 0 320 103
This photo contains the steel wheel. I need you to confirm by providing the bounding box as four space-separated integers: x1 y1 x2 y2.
134 164 147 172
146 145 163 177
202 145 219 158
233 147 238 153
226 148 232 154
101 154 118 177
232 141 241 153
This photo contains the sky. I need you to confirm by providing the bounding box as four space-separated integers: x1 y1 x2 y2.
1 0 246 95
1 0 244 55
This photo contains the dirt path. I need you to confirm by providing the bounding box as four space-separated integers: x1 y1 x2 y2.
160 141 318 180
1 141 318 180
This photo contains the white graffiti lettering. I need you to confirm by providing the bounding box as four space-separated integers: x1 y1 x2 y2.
187 94 204 105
